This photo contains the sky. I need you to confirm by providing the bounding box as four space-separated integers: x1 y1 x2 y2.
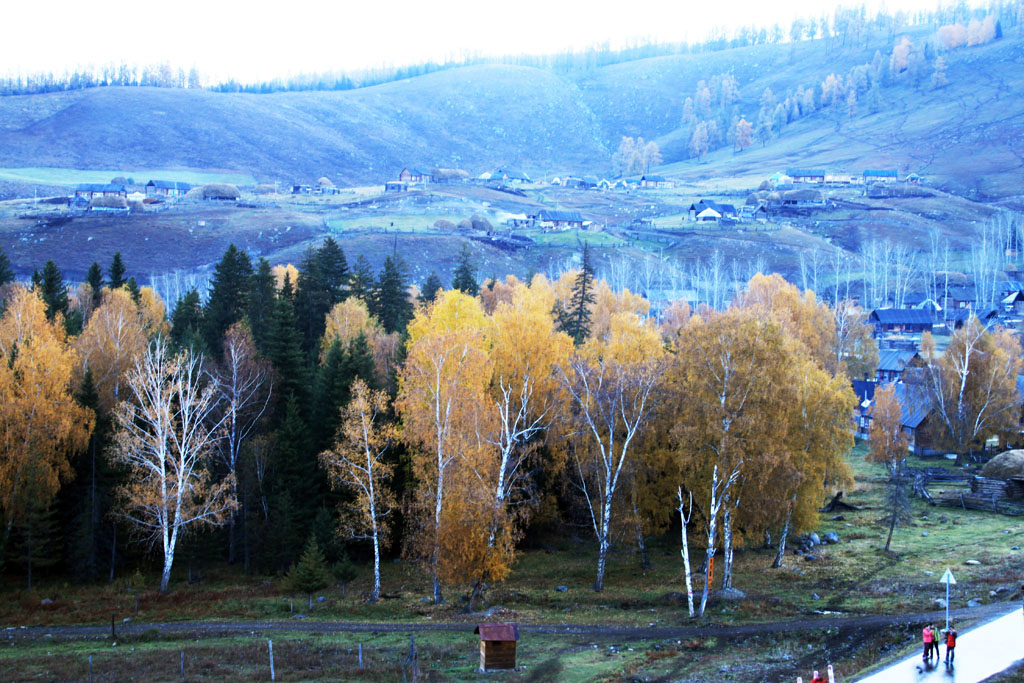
1 0 949 84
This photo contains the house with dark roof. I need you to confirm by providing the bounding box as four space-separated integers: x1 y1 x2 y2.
786 169 827 183
399 168 433 183
74 183 127 200
688 199 737 221
944 307 999 329
536 209 584 231
876 350 923 383
943 285 977 309
640 175 673 188
869 308 934 335
851 379 936 453
863 169 899 182
145 180 192 197
491 169 531 184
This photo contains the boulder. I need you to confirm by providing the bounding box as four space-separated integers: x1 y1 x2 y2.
965 559 981 565
823 532 840 544
555 585 569 593
808 533 821 546
712 587 746 601
967 599 982 608
804 554 819 562
934 598 947 608
40 598 53 606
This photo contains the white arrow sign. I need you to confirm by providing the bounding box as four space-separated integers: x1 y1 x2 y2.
940 568 957 585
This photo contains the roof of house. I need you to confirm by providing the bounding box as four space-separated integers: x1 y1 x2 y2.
717 203 737 215
76 183 126 193
642 175 667 182
582 175 599 185
696 207 722 219
945 307 999 323
864 169 898 177
851 379 877 405
147 180 192 191
537 209 584 222
877 350 919 373
870 308 934 325
475 623 519 641
945 286 977 301
495 168 531 181
891 381 931 429
786 168 826 177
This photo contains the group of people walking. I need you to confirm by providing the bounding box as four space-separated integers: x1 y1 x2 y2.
922 623 957 664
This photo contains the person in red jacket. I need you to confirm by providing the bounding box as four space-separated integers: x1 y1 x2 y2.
944 625 957 664
809 670 827 683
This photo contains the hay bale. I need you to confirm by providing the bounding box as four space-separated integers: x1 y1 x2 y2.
470 214 492 231
981 451 1024 479
782 188 823 202
183 187 205 201
89 195 128 209
316 176 334 188
433 219 456 231
204 183 242 198
431 168 469 181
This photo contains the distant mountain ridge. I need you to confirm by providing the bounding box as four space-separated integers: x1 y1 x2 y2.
1 32 1022 198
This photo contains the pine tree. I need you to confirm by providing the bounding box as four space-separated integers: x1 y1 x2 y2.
287 536 333 609
31 260 69 321
14 499 60 589
313 334 377 451
559 245 596 345
373 255 413 335
317 237 349 299
85 262 104 307
126 276 141 303
271 395 318 552
170 289 205 352
0 246 13 287
348 255 375 303
451 243 479 296
419 272 443 304
248 258 276 353
203 244 254 355
266 274 308 406
108 251 127 289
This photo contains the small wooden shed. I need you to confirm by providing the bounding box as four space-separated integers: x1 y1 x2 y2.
475 622 518 672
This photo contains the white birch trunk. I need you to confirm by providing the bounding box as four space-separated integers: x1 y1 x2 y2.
677 486 695 618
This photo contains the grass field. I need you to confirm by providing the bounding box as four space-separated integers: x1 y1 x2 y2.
0 167 256 187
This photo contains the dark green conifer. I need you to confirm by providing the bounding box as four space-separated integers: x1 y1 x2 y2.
348 255 375 303
266 274 308 405
170 290 205 352
203 244 254 355
373 255 413 335
248 258 277 352
558 244 595 345
126 276 141 303
108 251 127 289
0 246 16 288
419 272 443 304
287 536 333 609
451 243 479 296
32 260 69 322
85 262 104 307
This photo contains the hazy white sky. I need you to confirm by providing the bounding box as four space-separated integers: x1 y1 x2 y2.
2 0 946 83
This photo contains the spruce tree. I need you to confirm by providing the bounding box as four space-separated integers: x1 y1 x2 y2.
108 251 127 289
126 276 141 303
15 500 60 589
266 274 308 406
295 238 351 353
32 260 69 321
0 246 16 287
170 290 205 352
451 243 479 296
203 244 254 355
313 334 377 450
373 255 414 335
317 237 349 299
348 254 375 303
85 262 104 307
419 272 443 304
559 245 596 345
248 258 277 353
287 536 333 609
271 395 318 552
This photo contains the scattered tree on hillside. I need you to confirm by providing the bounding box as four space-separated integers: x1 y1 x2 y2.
74 288 151 413
373 255 414 335
451 244 479 296
419 272 443 304
734 118 753 152
108 252 127 290
110 338 235 593
0 247 14 289
320 379 395 603
690 122 710 160
31 260 69 323
931 56 949 89
203 245 253 355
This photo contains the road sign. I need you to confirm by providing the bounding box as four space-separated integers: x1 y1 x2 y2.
940 568 957 585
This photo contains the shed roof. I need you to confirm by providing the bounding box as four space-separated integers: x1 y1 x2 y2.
877 350 919 373
538 209 584 222
475 623 519 641
147 180 192 191
696 208 721 219
870 308 934 325
642 175 667 182
76 183 126 193
863 169 898 177
891 382 931 429
786 168 826 177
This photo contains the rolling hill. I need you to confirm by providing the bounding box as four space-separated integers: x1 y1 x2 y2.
0 30 1022 201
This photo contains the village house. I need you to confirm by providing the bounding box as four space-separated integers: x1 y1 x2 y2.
640 174 673 188
943 285 977 310
851 379 935 453
145 180 192 197
688 199 736 221
868 308 934 335
740 203 770 222
944 307 999 330
490 168 531 184
781 188 825 208
875 350 924 383
825 172 857 184
384 181 407 193
399 168 433 183
292 184 313 194
536 209 584 231
786 168 826 183
1001 289 1024 314
863 169 899 183
74 183 127 200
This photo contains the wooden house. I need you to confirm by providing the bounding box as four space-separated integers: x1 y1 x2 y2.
943 286 977 310
786 168 826 183
876 350 923 383
475 623 518 672
640 174 673 188
863 169 898 183
868 308 934 335
292 184 313 194
491 168 531 184
384 181 407 193
537 209 584 230
399 168 432 183
74 183 127 200
851 380 935 453
145 180 192 197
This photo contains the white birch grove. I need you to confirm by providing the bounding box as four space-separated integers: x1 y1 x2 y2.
110 338 235 593
676 487 696 617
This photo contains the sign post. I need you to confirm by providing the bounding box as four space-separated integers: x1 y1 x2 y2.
707 556 715 591
940 568 957 631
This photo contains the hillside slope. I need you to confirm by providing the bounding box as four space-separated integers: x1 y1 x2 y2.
0 34 1022 196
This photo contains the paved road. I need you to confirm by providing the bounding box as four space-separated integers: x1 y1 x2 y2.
854 606 1024 683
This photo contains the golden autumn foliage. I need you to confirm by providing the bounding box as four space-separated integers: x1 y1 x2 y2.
868 384 909 470
589 280 650 340
321 298 400 383
0 286 93 530
272 264 300 291
74 288 150 414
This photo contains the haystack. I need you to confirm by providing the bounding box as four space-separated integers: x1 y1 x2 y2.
89 195 128 209
184 187 205 201
980 450 1024 479
201 183 241 200
317 176 334 188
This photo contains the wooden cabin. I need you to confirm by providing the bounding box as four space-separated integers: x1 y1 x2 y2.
475 623 518 672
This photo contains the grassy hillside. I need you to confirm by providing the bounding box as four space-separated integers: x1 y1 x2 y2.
0 32 1022 197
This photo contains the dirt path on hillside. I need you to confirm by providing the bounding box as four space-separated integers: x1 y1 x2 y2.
3 601 1015 644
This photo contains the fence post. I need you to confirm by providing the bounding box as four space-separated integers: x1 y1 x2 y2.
89 655 93 683
181 650 185 682
358 643 363 669
268 639 275 681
